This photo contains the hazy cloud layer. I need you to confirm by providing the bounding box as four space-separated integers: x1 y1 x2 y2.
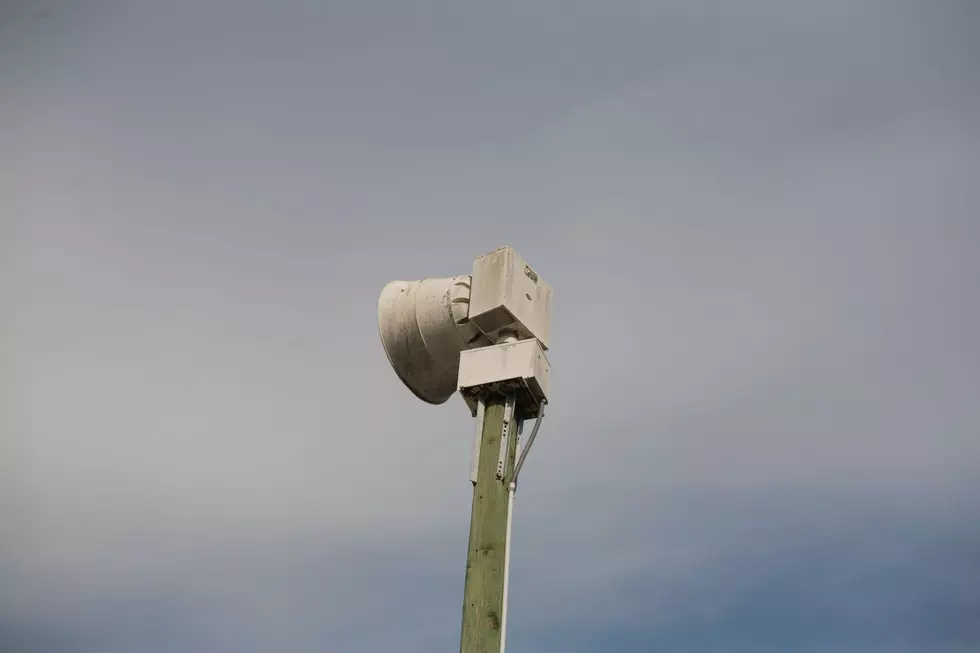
3 1 979 651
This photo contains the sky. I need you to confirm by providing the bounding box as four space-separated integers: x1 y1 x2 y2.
2 1 979 651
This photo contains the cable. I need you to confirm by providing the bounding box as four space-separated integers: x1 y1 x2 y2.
500 480 516 653
511 399 546 489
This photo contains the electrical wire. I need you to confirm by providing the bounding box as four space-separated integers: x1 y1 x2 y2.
511 399 546 489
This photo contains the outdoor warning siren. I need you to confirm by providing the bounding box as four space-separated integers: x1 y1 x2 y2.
378 246 555 653
377 246 553 412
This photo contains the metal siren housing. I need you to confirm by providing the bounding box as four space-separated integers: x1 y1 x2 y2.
377 246 552 417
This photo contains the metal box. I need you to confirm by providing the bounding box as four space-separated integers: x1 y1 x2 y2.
468 246 552 350
458 339 550 419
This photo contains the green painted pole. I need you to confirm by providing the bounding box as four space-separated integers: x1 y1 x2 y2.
459 396 518 653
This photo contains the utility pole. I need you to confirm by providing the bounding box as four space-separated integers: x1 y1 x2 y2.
459 396 519 653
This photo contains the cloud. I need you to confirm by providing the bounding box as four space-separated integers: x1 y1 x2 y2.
2 1 978 651
511 486 980 652
3 486 976 652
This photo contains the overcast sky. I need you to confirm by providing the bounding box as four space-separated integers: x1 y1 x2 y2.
2 1 979 651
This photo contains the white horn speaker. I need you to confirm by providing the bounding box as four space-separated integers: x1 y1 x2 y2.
378 275 490 404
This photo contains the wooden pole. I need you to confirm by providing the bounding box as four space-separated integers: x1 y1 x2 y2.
459 396 518 653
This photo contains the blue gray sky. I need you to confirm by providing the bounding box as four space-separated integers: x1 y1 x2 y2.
2 1 979 651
